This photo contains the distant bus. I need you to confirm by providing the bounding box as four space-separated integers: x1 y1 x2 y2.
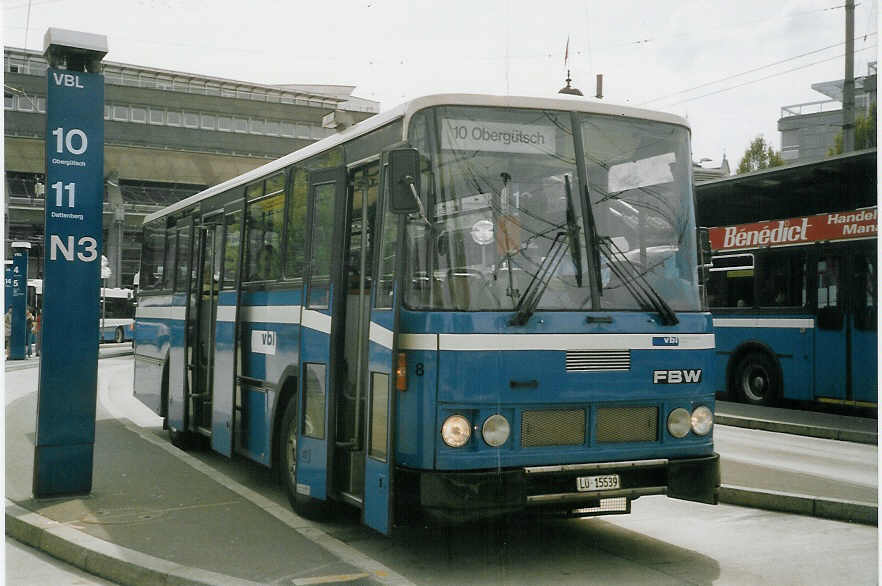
697 149 877 408
28 279 135 343
133 93 719 535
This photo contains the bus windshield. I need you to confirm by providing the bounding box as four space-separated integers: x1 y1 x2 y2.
404 105 700 312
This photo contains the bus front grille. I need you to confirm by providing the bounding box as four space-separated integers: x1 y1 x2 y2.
521 409 586 447
565 350 630 372
595 407 658 442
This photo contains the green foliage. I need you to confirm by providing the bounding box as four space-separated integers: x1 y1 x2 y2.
828 102 877 156
736 136 784 174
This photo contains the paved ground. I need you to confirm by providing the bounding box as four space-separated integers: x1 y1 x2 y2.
4 352 877 585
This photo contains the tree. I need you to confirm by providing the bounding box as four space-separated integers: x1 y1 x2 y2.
736 136 784 174
828 102 876 155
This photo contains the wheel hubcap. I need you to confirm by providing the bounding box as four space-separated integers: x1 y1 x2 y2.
743 366 769 401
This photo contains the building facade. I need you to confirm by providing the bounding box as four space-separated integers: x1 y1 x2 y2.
778 62 876 163
4 46 378 286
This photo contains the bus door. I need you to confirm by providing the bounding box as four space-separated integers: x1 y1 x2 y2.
212 208 243 456
849 246 877 404
814 245 878 404
296 167 347 503
329 163 379 511
813 250 847 400
361 159 400 536
168 219 193 436
186 212 224 439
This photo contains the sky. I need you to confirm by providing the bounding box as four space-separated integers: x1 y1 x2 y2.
2 0 878 171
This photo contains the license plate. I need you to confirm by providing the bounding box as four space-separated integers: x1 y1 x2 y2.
577 474 620 492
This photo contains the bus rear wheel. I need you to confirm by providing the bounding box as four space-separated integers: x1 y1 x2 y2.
734 352 778 406
114 327 125 343
279 396 329 519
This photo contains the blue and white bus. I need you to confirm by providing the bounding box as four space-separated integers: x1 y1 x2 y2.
698 149 877 409
28 279 135 343
133 94 719 534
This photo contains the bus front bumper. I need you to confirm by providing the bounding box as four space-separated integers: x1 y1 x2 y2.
408 453 719 522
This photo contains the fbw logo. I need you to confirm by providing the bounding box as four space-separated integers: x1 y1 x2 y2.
653 336 679 347
653 369 702 384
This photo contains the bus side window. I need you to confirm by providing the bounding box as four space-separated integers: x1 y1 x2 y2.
164 225 177 291
245 175 285 282
285 168 308 279
306 183 337 308
757 251 806 308
141 220 166 291
375 183 399 309
223 210 242 289
816 256 843 330
175 226 190 292
707 254 754 308
854 254 877 331
817 257 840 308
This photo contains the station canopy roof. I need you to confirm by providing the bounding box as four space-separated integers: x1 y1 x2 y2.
695 148 877 227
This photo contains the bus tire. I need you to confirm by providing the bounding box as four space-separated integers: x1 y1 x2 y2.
169 427 193 450
734 351 779 406
114 327 125 343
279 396 329 520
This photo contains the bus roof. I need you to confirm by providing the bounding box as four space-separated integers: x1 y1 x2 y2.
145 93 690 224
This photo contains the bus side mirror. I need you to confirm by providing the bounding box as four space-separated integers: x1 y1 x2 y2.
697 227 712 281
388 148 421 214
698 228 711 263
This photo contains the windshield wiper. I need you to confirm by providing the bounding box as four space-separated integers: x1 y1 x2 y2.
507 174 594 325
509 232 569 326
595 236 679 325
564 175 584 288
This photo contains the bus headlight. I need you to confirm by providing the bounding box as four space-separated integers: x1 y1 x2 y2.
481 414 510 447
441 415 471 447
691 406 713 435
667 408 691 438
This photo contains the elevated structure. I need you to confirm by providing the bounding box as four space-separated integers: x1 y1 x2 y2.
778 62 876 163
4 45 378 286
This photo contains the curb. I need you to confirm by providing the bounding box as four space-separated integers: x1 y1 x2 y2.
715 414 877 445
719 484 878 526
5 500 262 586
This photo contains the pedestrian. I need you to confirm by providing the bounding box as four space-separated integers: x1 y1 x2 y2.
4 306 11 358
34 308 41 357
25 307 34 358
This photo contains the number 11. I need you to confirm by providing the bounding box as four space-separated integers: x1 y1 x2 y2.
51 181 76 207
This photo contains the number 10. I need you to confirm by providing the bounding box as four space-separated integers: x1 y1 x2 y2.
51 181 76 207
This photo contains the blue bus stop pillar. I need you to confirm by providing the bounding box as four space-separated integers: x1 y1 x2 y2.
5 260 12 356
4 261 11 311
32 28 107 498
8 242 30 360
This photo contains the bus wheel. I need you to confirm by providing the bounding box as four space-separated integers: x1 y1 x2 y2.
169 427 193 450
114 327 125 343
279 397 329 519
734 352 778 406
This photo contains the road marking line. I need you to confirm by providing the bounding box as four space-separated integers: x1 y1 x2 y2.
293 573 370 585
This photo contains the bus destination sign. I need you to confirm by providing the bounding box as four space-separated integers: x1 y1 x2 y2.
441 119 556 154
